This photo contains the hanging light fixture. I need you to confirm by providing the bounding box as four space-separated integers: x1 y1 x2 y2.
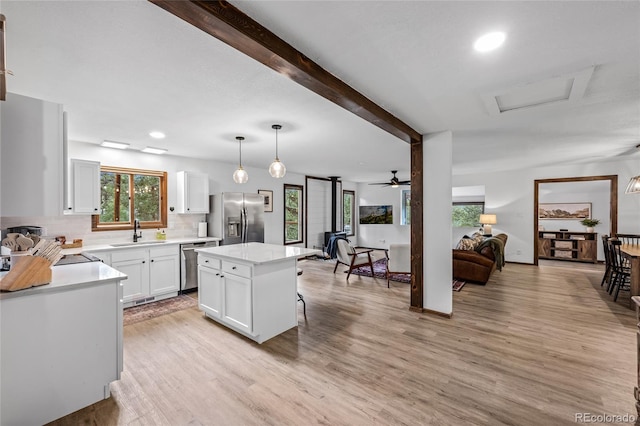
625 144 640 194
269 124 286 178
626 175 640 194
232 136 248 184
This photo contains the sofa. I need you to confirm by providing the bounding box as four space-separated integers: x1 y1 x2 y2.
452 233 508 284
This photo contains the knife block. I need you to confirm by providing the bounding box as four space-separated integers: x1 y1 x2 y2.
0 255 52 291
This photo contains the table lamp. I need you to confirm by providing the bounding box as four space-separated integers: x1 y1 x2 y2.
479 214 497 236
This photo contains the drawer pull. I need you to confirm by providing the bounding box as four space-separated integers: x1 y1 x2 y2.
215 273 220 276
205 260 209 263
232 266 237 269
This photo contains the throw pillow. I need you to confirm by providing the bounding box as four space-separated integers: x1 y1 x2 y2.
456 237 476 251
471 232 485 246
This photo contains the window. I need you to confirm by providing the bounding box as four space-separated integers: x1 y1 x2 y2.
452 202 484 227
401 189 411 225
343 190 355 236
284 184 303 244
92 166 167 231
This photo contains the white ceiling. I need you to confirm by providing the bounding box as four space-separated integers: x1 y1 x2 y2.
1 0 639 183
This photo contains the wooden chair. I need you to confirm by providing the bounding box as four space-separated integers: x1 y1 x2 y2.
333 239 374 280
609 239 631 301
386 244 410 288
601 235 612 288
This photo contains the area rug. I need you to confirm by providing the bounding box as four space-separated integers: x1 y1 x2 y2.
350 258 466 291
351 258 411 283
123 294 199 326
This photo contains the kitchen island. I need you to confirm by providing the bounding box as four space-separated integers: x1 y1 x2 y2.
0 262 127 425
196 243 320 343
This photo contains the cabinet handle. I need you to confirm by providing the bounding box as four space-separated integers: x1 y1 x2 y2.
94 208 98 211
232 266 237 270
215 273 220 276
151 259 154 262
205 260 209 263
67 207 72 210
220 275 224 278
142 260 146 264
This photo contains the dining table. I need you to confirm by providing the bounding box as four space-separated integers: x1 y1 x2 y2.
622 244 640 309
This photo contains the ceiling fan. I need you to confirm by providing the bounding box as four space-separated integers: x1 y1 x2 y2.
368 170 410 187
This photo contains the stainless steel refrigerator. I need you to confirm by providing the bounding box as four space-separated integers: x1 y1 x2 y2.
207 193 265 245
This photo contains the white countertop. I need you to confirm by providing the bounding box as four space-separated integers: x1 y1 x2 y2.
196 242 320 265
63 236 221 255
0 262 127 300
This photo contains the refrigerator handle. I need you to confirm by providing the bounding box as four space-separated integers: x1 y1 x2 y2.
243 207 249 243
241 207 246 243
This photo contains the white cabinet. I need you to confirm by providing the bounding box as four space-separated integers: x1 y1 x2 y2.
65 159 101 214
176 171 209 214
149 250 180 296
111 245 179 306
0 269 124 426
197 252 296 343
0 93 64 216
198 261 222 319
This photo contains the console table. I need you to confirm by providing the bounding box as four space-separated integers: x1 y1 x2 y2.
538 231 598 263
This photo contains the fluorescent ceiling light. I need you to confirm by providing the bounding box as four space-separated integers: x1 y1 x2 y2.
101 140 129 149
142 147 168 155
149 131 166 139
474 32 506 52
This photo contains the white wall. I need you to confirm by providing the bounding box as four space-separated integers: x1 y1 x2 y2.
453 157 640 264
356 184 410 249
1 141 356 247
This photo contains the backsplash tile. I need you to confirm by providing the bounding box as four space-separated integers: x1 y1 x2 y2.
1 213 207 245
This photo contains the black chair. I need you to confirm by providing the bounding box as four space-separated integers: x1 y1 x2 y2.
608 239 631 301
601 235 612 288
297 268 306 316
615 234 640 245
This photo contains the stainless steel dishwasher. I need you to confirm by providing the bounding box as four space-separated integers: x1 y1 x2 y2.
180 241 219 293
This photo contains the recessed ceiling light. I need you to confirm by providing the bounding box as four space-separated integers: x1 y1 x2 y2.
142 147 168 155
149 131 166 139
474 32 506 52
101 140 129 149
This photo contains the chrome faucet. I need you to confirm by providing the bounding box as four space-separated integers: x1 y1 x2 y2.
133 219 142 242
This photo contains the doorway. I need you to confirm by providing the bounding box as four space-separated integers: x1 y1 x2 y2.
533 175 618 266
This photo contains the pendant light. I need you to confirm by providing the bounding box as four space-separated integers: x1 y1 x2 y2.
269 124 286 178
232 136 248 184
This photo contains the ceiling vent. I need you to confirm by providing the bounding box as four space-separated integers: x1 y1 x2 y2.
481 66 595 115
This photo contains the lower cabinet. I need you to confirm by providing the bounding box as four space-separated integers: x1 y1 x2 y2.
198 253 297 343
222 272 252 334
111 245 179 306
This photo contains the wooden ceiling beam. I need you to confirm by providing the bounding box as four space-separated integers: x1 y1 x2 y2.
148 0 421 143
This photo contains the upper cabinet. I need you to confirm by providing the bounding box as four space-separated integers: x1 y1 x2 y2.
176 171 209 214
1 93 64 216
65 159 100 215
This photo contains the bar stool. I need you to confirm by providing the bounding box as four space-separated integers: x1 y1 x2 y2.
297 267 306 315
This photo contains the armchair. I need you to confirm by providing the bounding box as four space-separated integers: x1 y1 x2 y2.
386 244 410 288
333 239 374 280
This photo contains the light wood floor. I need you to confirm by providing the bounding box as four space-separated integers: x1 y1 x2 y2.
49 259 636 425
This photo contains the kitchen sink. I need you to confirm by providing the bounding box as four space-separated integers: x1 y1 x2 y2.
110 241 167 247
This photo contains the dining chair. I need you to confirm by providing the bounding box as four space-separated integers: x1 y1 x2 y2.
615 234 640 245
601 235 612 288
609 239 631 301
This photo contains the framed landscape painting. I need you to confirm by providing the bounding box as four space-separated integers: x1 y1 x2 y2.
538 202 591 220
359 205 393 224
